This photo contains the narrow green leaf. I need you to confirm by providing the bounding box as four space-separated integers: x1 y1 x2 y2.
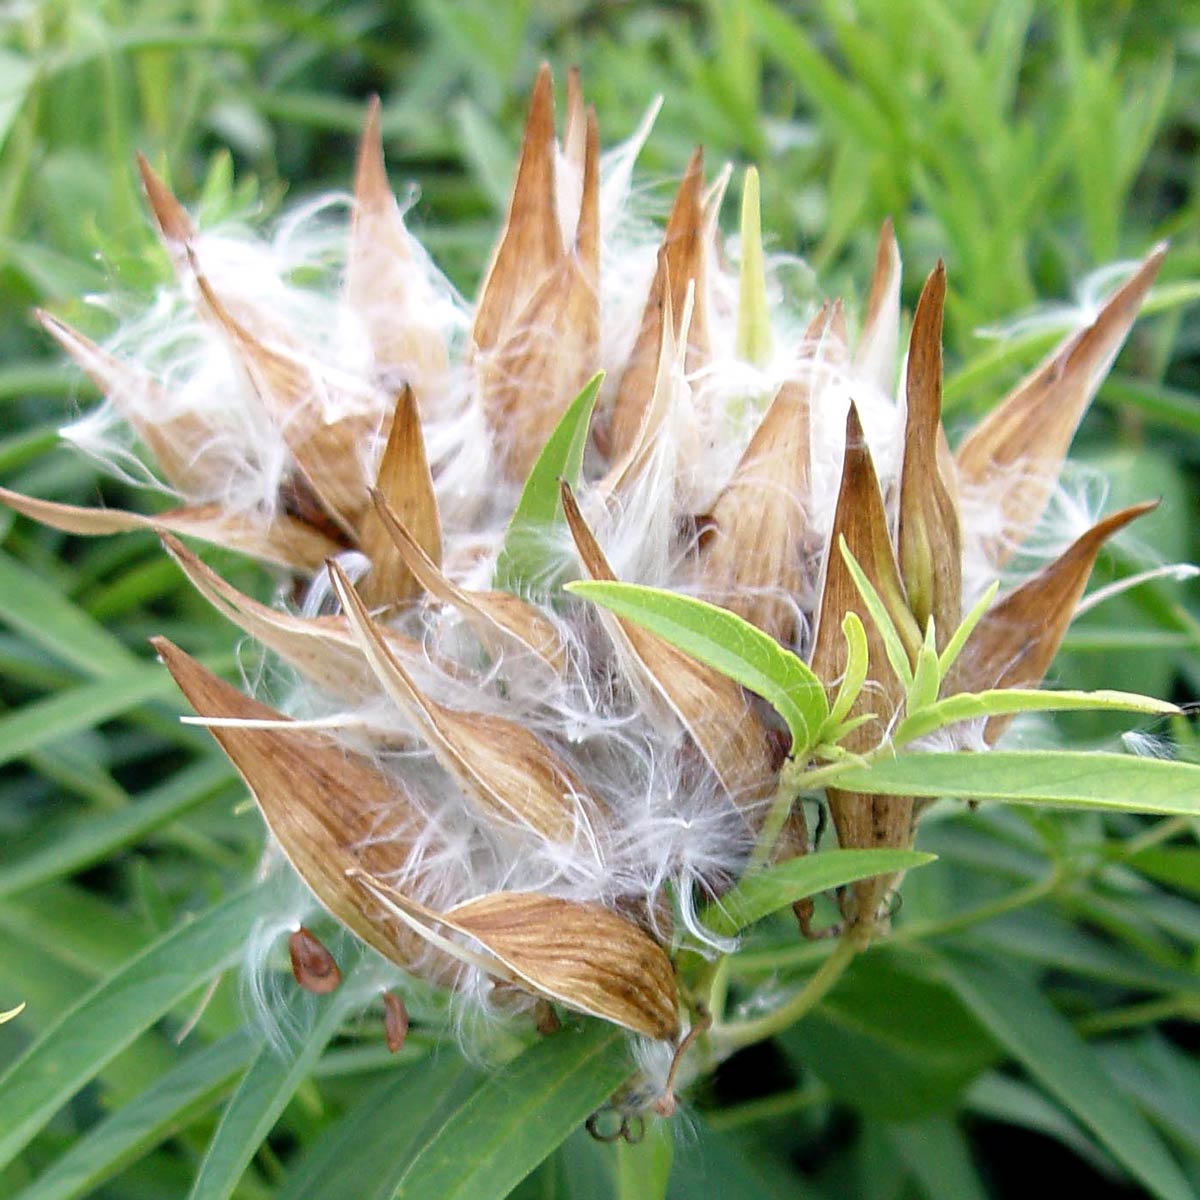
0 666 181 768
895 688 1178 746
0 548 136 676
493 372 604 595
0 887 261 1170
908 621 941 713
390 1024 632 1200
837 537 913 690
823 612 868 733
13 1030 257 1200
839 751 1200 816
1129 847 1200 899
702 848 935 937
885 1117 988 1200
189 967 363 1200
0 757 234 897
941 951 1193 1200
936 578 1003 681
616 1120 673 1200
736 167 771 365
567 581 828 755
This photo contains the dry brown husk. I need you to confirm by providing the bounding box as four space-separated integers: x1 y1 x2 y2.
329 560 593 844
955 245 1165 564
947 501 1157 743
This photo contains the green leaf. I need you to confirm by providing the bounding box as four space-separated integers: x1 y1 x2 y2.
885 1117 988 1200
566 581 828 755
493 372 603 595
940 951 1193 1200
894 688 1178 746
702 848 935 937
736 167 771 365
781 951 998 1121
0 758 234 897
0 666 182 769
838 751 1200 816
907 620 941 712
189 965 363 1200
13 1030 257 1200
1129 846 1200 899
0 887 262 1171
277 1057 480 1200
0 549 136 676
388 1024 632 1200
938 581 999 677
615 1120 673 1200
837 537 913 690
822 612 868 733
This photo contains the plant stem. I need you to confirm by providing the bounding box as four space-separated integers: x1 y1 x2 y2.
1075 994 1200 1037
705 1082 831 1131
712 933 859 1052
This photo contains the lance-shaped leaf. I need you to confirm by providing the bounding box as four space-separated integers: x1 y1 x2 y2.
854 217 902 393
370 490 566 673
358 385 442 607
160 533 419 698
566 579 828 757
699 377 815 644
472 63 560 354
151 638 443 977
37 312 211 495
736 167 771 365
478 107 600 480
355 878 678 1039
328 561 592 844
955 245 1165 563
608 147 708 459
0 485 337 570
947 501 1157 743
346 97 448 384
810 406 919 923
561 482 777 812
897 261 962 646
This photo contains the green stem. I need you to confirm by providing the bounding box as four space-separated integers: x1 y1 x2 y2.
705 1082 831 1131
1075 994 1200 1037
713 933 859 1052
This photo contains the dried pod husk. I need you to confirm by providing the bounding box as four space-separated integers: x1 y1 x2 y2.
160 533 419 699
357 879 679 1040
368 490 567 673
472 64 561 355
36 312 213 495
947 501 1157 744
810 406 919 927
382 990 409 1052
152 638 443 977
955 245 1165 564
187 263 373 538
347 98 448 390
329 561 594 845
853 218 902 393
897 262 962 647
607 148 709 460
561 481 777 816
289 927 341 994
0 486 337 571
477 104 600 481
698 377 815 645
358 385 442 607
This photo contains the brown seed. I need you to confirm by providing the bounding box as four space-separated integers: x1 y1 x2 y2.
288 927 341 994
382 990 409 1052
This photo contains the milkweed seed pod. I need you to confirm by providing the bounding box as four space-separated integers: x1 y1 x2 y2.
4 66 1170 1069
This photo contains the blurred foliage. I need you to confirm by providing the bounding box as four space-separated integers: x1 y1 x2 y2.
0 2 1198 1198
